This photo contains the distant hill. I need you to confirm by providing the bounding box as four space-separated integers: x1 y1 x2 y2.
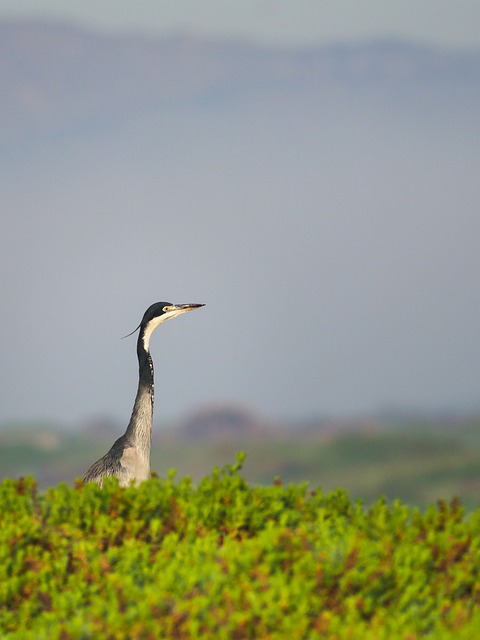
1 19 479 145
2 414 480 509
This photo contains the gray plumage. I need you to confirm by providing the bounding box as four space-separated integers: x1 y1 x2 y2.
82 301 204 487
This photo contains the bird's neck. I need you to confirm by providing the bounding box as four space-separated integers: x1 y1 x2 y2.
124 343 154 453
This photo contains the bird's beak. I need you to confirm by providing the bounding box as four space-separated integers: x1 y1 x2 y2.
164 303 205 313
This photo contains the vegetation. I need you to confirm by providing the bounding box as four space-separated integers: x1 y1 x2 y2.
2 454 480 639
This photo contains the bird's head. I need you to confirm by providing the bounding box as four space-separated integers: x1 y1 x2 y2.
125 301 205 352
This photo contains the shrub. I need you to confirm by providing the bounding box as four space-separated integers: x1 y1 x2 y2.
1 454 480 639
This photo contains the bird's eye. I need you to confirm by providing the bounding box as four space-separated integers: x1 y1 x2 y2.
162 305 170 312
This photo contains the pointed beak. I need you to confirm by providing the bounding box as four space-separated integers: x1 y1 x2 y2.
164 303 205 313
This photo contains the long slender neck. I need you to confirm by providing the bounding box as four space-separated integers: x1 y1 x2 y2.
124 334 154 454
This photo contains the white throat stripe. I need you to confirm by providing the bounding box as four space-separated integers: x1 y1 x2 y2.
142 309 190 351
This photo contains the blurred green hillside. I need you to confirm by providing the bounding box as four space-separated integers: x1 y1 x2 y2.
1 415 479 509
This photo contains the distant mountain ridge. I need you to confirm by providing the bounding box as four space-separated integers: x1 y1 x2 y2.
1 19 479 144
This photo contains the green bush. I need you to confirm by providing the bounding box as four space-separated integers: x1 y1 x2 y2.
1 453 480 639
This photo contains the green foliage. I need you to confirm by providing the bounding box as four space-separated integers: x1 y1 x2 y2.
2 454 480 639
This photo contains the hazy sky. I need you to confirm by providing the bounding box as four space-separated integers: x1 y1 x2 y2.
1 0 479 48
1 7 479 428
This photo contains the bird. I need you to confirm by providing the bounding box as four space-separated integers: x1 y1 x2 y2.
82 301 204 487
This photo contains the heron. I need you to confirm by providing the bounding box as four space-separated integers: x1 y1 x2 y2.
82 301 204 487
